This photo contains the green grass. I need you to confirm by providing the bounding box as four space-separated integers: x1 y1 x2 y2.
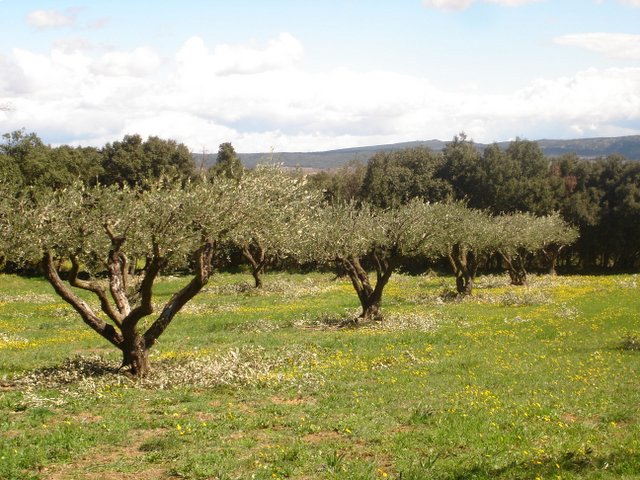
1 272 639 479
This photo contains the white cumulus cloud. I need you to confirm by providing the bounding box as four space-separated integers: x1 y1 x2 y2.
1 33 640 152
92 47 162 77
177 32 303 77
555 33 640 60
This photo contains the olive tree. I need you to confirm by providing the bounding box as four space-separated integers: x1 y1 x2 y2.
229 165 321 288
6 178 243 377
302 199 440 322
537 212 579 275
494 212 539 285
428 202 497 295
494 212 578 285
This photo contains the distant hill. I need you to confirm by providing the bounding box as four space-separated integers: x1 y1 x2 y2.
530 136 640 159
193 135 640 170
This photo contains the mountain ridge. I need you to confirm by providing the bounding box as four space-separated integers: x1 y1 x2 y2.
194 135 640 170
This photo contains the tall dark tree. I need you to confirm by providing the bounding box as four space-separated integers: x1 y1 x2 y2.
553 154 640 269
0 130 49 189
438 132 483 202
142 136 195 180
361 147 452 208
48 145 104 187
439 136 564 215
503 139 563 214
599 158 640 268
211 142 243 180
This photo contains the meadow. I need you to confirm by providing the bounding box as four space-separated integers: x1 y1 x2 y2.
1 271 639 479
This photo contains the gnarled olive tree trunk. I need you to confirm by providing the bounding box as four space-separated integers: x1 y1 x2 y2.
541 243 565 276
500 251 529 286
339 252 394 323
42 240 217 378
448 244 478 296
241 241 268 289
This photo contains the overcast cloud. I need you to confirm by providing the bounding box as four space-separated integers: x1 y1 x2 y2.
1 1 639 152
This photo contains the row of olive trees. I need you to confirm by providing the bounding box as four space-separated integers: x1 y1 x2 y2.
0 168 577 377
301 200 577 321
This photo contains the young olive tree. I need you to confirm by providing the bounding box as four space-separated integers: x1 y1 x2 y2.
302 199 439 322
428 202 497 295
229 165 321 288
7 178 243 377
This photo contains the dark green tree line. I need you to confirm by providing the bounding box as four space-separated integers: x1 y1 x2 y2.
0 130 197 190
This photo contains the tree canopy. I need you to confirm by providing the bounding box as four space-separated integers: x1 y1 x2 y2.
226 164 322 287
0 130 103 189
5 176 245 376
100 134 195 186
360 148 452 208
301 199 446 321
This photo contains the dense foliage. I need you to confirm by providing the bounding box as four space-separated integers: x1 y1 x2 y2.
210 142 244 180
311 134 639 270
1 129 637 270
0 130 103 189
0 130 195 189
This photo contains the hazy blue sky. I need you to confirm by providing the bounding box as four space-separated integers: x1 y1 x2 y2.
1 0 639 152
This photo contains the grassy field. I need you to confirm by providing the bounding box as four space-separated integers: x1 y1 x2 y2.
1 271 639 479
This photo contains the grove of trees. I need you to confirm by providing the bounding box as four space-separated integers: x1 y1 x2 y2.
1 129 638 377
312 134 640 270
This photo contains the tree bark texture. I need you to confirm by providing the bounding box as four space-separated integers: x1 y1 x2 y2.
241 242 267 288
339 252 393 323
120 327 149 377
448 244 478 296
501 252 528 286
542 244 563 276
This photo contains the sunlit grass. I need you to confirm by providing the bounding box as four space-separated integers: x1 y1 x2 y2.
0 271 639 479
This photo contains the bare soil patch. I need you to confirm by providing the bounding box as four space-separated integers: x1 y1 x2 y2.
41 428 169 480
